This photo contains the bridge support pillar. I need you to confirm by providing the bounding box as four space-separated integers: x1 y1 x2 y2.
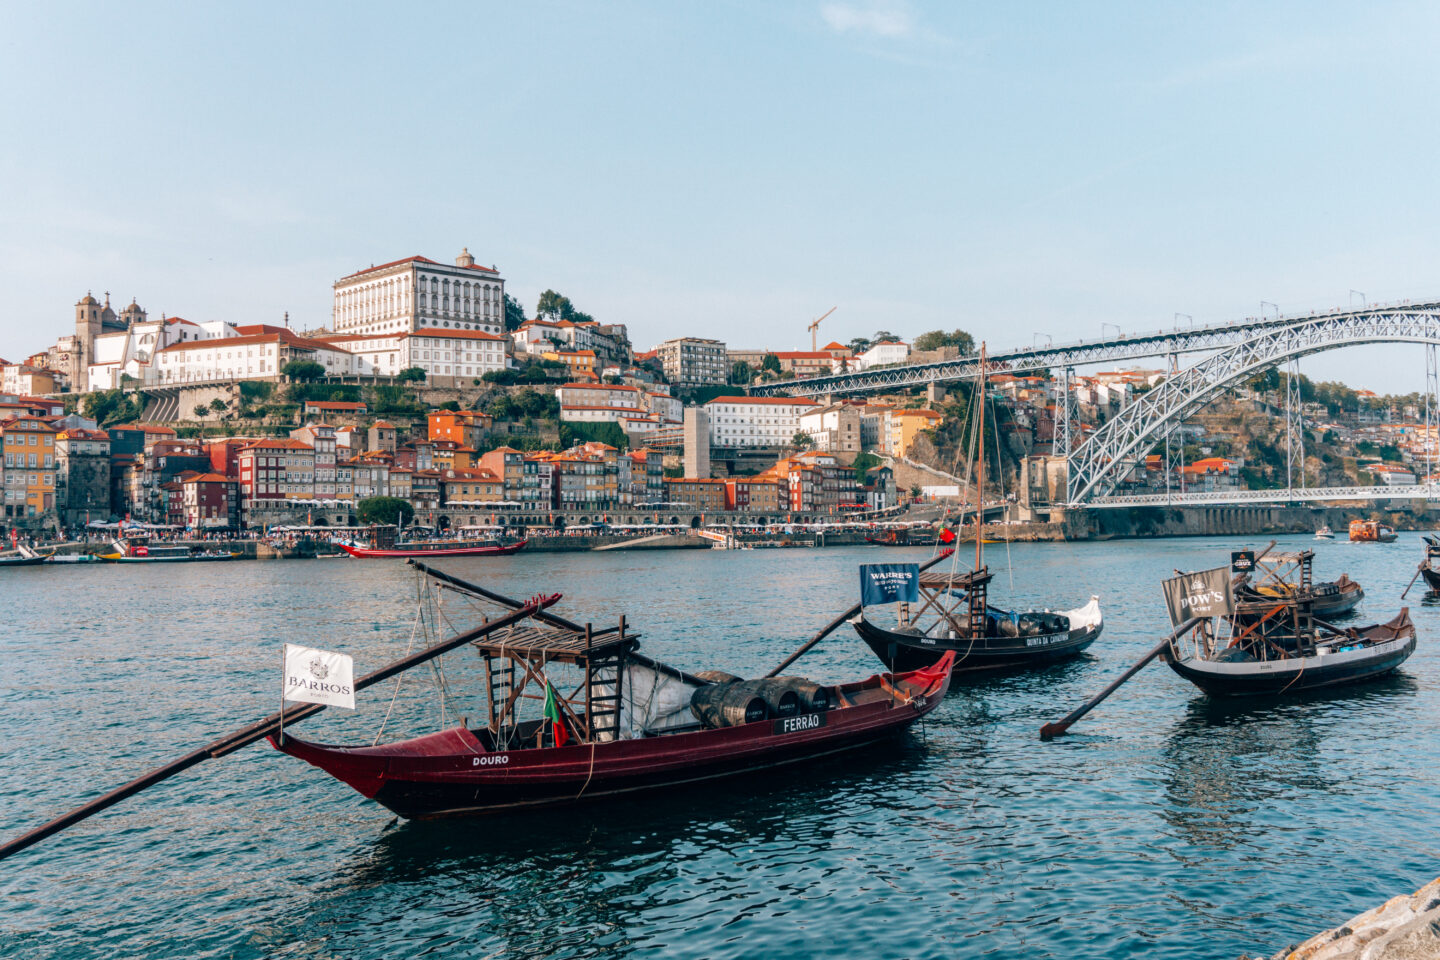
926 383 947 404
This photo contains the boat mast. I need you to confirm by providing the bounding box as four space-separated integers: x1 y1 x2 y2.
975 342 986 572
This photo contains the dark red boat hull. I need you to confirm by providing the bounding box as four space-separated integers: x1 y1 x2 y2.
272 654 953 819
338 539 528 559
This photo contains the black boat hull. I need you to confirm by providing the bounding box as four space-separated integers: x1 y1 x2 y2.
854 613 1102 674
1163 633 1416 697
1423 565 1440 592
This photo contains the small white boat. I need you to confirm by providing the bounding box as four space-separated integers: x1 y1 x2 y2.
1315 525 1335 540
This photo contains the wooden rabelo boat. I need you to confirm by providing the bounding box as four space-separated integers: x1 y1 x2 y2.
1233 550 1363 620
853 343 1102 675
98 534 240 563
273 573 953 819
853 566 1102 673
1349 519 1398 543
1163 589 1415 698
865 527 938 547
1418 535 1440 591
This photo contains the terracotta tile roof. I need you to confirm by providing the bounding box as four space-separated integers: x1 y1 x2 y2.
399 328 507 341
705 396 819 406
159 330 352 354
340 255 499 280
183 472 232 483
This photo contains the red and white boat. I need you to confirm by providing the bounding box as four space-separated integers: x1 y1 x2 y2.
337 537 528 559
273 602 953 819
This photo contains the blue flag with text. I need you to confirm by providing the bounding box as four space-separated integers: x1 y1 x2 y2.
859 563 921 605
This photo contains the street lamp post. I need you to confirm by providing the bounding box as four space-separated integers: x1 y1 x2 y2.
1260 300 1279 320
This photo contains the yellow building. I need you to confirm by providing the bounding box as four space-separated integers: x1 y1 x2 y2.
1 416 57 519
543 349 597 380
885 408 943 457
440 468 503 506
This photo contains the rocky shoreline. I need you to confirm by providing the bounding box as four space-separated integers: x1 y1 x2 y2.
1254 877 1440 959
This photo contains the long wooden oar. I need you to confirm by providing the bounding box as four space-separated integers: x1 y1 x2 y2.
765 548 956 678
1039 617 1202 741
0 592 560 864
1401 563 1425 600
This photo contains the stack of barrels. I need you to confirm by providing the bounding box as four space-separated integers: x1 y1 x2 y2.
690 671 831 729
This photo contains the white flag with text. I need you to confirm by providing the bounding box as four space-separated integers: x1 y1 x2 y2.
283 643 356 709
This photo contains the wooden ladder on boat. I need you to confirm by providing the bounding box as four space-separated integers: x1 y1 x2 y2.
586 650 624 742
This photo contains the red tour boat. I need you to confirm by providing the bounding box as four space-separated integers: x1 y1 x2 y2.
273 600 953 818
337 524 528 558
337 538 528 559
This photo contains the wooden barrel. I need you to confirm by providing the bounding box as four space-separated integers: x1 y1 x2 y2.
771 677 830 712
750 679 800 718
689 682 768 728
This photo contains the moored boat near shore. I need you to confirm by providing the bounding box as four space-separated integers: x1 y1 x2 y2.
273 567 952 818
98 535 240 563
337 537 528 559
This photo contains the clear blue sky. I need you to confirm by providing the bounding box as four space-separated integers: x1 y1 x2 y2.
3 1 1438 391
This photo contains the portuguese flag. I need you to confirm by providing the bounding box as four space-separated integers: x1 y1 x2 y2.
542 681 568 747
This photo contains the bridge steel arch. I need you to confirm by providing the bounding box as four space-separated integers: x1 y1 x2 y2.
747 299 1440 399
1067 309 1440 505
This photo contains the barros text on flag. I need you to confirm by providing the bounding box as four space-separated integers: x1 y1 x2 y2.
282 643 356 709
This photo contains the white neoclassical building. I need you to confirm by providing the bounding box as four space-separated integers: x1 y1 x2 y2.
704 396 821 448
153 325 357 384
332 249 506 338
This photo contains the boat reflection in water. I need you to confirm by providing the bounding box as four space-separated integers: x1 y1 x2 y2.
1159 675 1417 851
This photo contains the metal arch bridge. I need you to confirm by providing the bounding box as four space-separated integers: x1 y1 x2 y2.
747 299 1440 399
1070 306 1440 505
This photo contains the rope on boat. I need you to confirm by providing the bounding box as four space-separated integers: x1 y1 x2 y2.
373 568 429 745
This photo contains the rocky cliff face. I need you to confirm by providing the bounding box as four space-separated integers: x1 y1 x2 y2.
1259 877 1440 959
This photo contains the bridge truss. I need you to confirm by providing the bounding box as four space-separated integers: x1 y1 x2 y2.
1071 308 1440 505
748 300 1440 399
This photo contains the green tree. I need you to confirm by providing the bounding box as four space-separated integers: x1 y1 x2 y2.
82 388 141 427
852 451 883 483
209 397 227 413
193 404 209 418
282 360 325 381
1249 366 1280 393
792 431 815 449
761 353 781 374
396 367 426 383
437 399 461 412
504 293 527 332
848 336 871 354
912 329 975 354
731 360 753 385
871 330 898 344
356 496 415 527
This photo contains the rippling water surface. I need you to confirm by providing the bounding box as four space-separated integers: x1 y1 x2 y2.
3 534 1439 959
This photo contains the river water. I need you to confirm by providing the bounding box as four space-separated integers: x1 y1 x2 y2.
2 534 1438 959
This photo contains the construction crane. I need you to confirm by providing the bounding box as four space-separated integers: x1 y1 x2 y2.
808 306 838 352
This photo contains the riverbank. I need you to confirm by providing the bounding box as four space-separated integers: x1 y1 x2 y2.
1256 876 1440 959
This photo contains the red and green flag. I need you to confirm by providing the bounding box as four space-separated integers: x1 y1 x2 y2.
542 681 568 747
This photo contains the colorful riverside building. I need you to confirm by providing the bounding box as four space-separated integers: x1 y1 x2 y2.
54 427 111 530
757 451 862 514
1 415 57 523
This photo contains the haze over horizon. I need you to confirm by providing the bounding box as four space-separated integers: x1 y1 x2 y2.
4 1 1439 392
